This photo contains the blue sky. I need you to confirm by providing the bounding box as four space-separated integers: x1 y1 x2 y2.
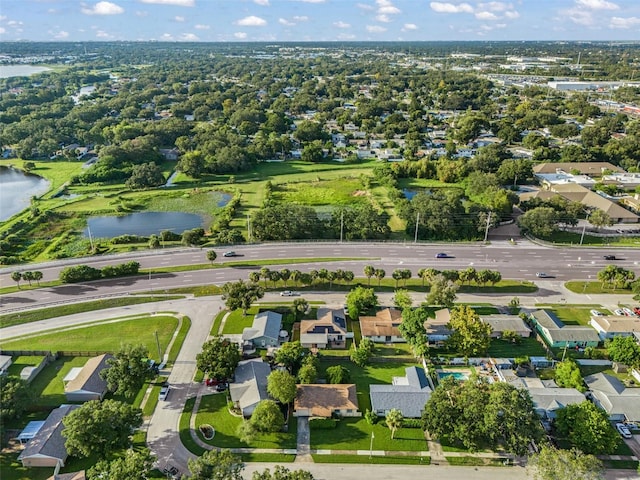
1 0 640 42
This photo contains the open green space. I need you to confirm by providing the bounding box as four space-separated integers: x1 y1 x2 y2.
222 306 260 334
180 397 206 455
0 296 183 328
194 394 297 449
541 231 640 247
548 307 600 326
6 356 45 376
0 315 178 360
445 456 510 467
312 454 431 465
564 281 636 295
487 336 547 358
167 315 191 364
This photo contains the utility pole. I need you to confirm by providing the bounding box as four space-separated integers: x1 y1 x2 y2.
369 431 375 458
579 223 587 245
483 211 492 243
154 330 162 363
246 213 251 243
87 226 94 252
340 211 344 243
414 212 420 243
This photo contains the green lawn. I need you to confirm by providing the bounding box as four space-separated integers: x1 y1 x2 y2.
194 394 297 449
28 356 88 407
487 337 547 358
6 356 45 376
564 281 634 295
549 307 601 326
180 396 206 455
167 316 191 365
222 307 260 334
312 454 430 465
1 315 178 361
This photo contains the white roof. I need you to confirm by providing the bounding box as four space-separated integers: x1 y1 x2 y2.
17 421 45 441
63 367 83 383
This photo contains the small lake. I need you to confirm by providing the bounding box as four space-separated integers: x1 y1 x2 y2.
84 212 204 238
0 65 52 78
0 167 51 221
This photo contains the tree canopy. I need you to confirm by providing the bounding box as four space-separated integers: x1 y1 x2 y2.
196 336 241 381
446 305 492 357
527 445 604 480
101 343 155 399
555 401 620 455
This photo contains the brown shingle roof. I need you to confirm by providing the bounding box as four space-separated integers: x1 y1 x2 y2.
294 384 359 417
532 162 624 175
359 308 403 337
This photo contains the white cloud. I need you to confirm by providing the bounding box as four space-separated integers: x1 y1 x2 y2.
179 33 199 41
293 15 309 21
0 27 5 34
195 24 210 29
136 10 148 17
609 16 640 28
366 24 387 32
566 8 594 25
7 20 24 26
477 1 510 11
254 0 270 4
475 11 498 20
376 14 392 22
236 15 267 26
174 16 185 22
337 33 356 39
0 15 6 21
333 20 351 28
357 3 375 11
234 31 248 39
376 0 401 14
402 23 418 30
279 18 295 26
81 2 124 15
139 0 195 5
504 10 519 19
96 30 111 38
576 0 619 10
50 29 69 38
297 0 325 3
430 2 474 14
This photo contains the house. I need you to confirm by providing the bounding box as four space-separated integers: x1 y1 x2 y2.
63 354 112 402
229 359 271 417
589 315 640 341
584 372 640 423
532 162 624 175
425 308 452 346
529 310 600 349
480 314 532 338
159 148 180 161
369 366 432 418
17 421 46 444
242 311 283 349
0 354 12 375
293 384 360 418
359 308 404 343
300 308 349 349
18 405 79 468
526 387 586 420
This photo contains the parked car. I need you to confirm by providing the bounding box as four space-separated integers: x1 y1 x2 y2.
215 383 228 392
614 309 625 316
590 310 603 317
159 385 170 401
280 290 298 296
223 251 240 257
603 255 617 260
622 308 635 317
205 378 224 386
536 272 548 278
633 307 640 316
616 423 632 439
435 252 448 258
163 466 180 479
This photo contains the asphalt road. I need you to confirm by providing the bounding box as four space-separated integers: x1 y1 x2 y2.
2 240 639 313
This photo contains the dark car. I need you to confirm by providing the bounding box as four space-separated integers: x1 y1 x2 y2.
603 255 617 260
435 253 448 258
215 383 228 392
163 466 180 479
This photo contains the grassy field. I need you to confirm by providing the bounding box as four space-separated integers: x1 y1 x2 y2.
548 307 601 326
565 281 636 295
222 306 260 334
180 396 206 455
487 337 547 358
194 394 297 449
0 315 178 360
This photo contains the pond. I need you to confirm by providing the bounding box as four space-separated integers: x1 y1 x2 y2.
84 211 204 238
0 65 52 78
0 166 51 221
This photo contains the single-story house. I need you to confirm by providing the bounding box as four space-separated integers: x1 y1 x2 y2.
584 372 640 423
300 308 349 349
481 314 532 338
18 405 79 468
63 353 112 402
242 311 283 349
425 308 452 346
293 384 360 418
526 387 586 420
370 366 432 418
589 315 640 341
0 354 12 375
532 162 624 175
529 310 600 348
359 308 404 343
159 148 180 161
17 421 46 444
229 358 271 417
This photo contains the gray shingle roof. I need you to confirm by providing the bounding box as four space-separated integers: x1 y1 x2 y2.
18 405 79 463
585 372 640 422
369 367 432 418
229 359 271 416
527 388 586 414
530 310 563 329
242 311 282 342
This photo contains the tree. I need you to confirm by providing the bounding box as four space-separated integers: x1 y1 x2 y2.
374 268 386 286
425 274 458 307
292 297 310 320
398 307 429 358
392 269 403 288
554 360 585 392
345 286 378 319
364 265 375 286
297 356 318 384
528 445 604 480
605 335 640 367
252 466 315 480
267 370 297 404
447 305 492 357
10 271 22 288
125 162 165 189
101 344 155 399
32 270 43 285
222 279 265 315
196 336 241 381
250 400 285 433
385 408 404 440
0 375 32 421
88 448 154 480
326 365 350 384
555 401 621 454
63 399 143 458
206 250 217 264
275 341 304 373
392 289 413 310
588 210 613 230
350 338 375 367
518 207 559 238
187 449 244 480
21 271 33 286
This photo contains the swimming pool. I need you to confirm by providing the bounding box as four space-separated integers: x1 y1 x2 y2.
437 371 469 381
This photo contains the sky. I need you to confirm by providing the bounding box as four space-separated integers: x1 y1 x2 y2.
1 0 640 43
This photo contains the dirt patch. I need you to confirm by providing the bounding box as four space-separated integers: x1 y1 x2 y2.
352 190 368 197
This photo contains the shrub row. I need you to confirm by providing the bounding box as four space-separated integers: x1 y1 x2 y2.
59 260 140 283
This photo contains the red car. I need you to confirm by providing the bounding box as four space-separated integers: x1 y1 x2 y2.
633 307 640 316
205 378 223 386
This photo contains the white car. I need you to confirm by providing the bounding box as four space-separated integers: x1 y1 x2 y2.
616 423 632 439
280 290 298 297
159 385 170 401
535 272 548 278
590 310 603 317
622 308 635 317
614 309 626 316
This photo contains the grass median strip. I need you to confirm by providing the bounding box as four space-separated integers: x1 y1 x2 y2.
311 454 430 465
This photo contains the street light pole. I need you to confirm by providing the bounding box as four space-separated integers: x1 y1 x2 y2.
369 431 375 458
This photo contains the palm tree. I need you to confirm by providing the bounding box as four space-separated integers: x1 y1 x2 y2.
374 268 386 286
309 269 319 285
206 250 217 264
22 271 33 286
364 265 375 286
385 408 404 439
10 271 22 289
401 269 412 287
318 268 329 286
392 269 403 288
327 271 336 289
417 268 427 287
290 269 302 286
280 268 291 287
343 271 354 284
249 271 260 284
269 270 281 288
32 271 43 286
260 267 271 287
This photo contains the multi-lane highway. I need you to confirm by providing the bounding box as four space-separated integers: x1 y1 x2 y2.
1 240 639 312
